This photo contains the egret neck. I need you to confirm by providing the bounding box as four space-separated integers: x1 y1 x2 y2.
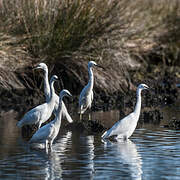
47 79 56 108
134 87 142 121
43 67 50 101
53 97 63 128
87 65 94 92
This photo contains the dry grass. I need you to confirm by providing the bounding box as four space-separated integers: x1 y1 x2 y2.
0 0 180 70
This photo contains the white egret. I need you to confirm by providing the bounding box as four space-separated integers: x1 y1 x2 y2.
29 89 72 152
79 61 101 121
34 63 73 123
102 84 149 140
17 75 58 129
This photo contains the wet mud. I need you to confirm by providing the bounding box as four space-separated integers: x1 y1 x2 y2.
0 62 179 138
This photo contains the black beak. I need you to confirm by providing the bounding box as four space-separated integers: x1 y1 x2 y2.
145 87 150 91
96 64 105 70
68 92 72 97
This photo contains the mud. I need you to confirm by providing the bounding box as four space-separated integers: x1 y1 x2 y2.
0 58 179 137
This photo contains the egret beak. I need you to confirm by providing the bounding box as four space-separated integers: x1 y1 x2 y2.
144 85 149 90
68 93 73 97
96 64 105 70
33 65 41 70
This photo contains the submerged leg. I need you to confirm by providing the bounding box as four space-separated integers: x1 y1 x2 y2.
116 134 123 140
49 141 53 152
123 135 128 141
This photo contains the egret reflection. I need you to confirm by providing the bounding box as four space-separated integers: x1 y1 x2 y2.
103 139 142 180
117 139 142 180
62 133 95 179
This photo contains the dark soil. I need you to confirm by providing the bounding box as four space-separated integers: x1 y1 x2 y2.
0 58 179 137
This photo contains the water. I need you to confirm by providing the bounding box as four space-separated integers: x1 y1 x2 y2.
0 110 180 180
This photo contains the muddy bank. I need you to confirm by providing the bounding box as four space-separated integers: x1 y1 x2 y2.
0 56 179 136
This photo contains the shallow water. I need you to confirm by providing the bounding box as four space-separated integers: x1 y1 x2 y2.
0 108 180 180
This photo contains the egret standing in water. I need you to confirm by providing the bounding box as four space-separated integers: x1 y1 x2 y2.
78 61 101 121
17 75 58 129
29 89 72 153
102 84 149 140
34 63 73 123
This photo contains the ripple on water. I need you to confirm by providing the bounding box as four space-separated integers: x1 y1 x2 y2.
1 111 180 179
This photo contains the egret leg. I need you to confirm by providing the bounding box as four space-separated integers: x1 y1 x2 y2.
38 122 42 129
80 113 82 121
49 141 53 152
123 135 128 141
116 134 123 140
88 113 91 121
45 140 48 153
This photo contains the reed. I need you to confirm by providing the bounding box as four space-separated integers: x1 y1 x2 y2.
0 0 179 67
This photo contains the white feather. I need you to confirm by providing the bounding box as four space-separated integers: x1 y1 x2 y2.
102 84 149 140
34 63 73 123
29 89 72 151
17 75 58 129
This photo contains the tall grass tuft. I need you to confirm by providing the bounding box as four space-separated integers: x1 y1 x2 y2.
0 0 180 67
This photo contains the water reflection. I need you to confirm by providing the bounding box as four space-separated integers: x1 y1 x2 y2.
43 131 72 180
63 133 95 180
1 105 180 179
116 139 142 180
0 111 20 157
102 139 142 180
0 131 72 179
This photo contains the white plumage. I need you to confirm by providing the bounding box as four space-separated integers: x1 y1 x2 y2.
102 84 149 140
34 63 73 123
29 89 72 152
17 75 58 129
78 61 98 120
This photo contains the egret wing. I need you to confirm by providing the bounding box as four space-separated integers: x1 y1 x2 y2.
29 122 54 143
79 85 88 105
102 113 134 138
79 85 89 111
17 106 43 127
62 101 73 123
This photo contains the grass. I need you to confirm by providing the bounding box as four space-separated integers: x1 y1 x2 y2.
0 0 180 70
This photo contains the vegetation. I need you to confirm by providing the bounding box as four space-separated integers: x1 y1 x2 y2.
0 0 180 71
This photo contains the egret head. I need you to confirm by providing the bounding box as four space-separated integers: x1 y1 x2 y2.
34 63 48 71
60 89 72 98
88 61 105 70
138 84 149 90
88 61 97 68
50 75 58 83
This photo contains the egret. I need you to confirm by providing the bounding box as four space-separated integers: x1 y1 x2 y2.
102 84 149 140
17 75 58 129
79 61 102 121
29 89 72 152
34 63 73 123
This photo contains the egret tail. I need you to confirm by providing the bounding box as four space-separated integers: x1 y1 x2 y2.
63 110 73 123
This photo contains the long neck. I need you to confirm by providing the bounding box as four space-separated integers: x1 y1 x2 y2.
44 69 50 101
134 88 142 120
47 80 55 105
87 66 94 90
53 97 63 127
